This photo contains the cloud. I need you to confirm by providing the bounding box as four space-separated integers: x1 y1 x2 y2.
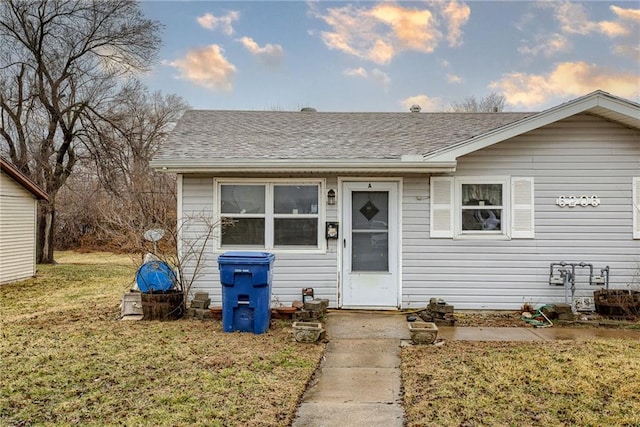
490 61 639 108
312 1 470 64
551 2 635 37
343 67 391 87
518 33 570 57
370 69 391 86
197 11 240 35
609 5 640 61
237 37 284 67
440 1 471 47
400 94 442 112
368 4 440 53
613 44 640 59
611 5 640 21
446 73 463 84
167 45 236 91
344 67 368 78
519 4 639 61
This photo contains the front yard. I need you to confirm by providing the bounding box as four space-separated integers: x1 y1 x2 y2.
401 339 640 426
3 252 639 426
0 252 324 426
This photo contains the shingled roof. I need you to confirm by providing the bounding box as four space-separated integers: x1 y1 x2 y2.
151 91 638 174
153 110 533 165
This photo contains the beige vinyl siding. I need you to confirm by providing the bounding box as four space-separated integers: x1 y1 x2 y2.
0 172 38 284
405 114 640 309
180 175 340 306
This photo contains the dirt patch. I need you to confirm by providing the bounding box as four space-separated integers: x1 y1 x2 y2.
452 310 640 329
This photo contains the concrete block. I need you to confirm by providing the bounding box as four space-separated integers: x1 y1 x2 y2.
434 304 454 314
304 299 324 312
194 308 212 320
294 310 314 321
558 311 575 321
190 298 211 309
553 303 573 314
193 292 209 301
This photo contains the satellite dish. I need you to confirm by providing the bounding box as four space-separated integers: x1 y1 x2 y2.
144 228 165 242
143 228 165 254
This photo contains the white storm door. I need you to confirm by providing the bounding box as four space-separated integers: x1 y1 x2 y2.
341 181 399 309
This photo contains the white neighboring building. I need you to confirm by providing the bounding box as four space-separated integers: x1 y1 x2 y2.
1 158 49 284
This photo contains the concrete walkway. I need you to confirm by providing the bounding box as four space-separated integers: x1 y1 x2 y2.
292 311 640 427
292 311 408 427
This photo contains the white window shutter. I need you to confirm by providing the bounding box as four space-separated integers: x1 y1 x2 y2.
633 177 640 239
511 177 535 239
430 177 454 238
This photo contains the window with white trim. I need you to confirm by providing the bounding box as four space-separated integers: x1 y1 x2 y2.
219 182 321 249
430 176 534 239
460 182 504 234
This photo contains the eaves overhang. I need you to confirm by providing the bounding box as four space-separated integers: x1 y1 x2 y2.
150 158 457 174
423 90 640 163
0 157 49 201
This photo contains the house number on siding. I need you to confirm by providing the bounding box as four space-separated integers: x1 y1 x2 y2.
555 195 600 207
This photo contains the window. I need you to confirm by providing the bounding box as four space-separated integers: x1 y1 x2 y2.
460 183 503 233
219 181 321 249
430 176 534 239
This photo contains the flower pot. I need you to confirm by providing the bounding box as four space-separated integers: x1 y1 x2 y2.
594 290 640 317
209 306 223 320
408 321 439 344
140 290 184 321
292 321 324 343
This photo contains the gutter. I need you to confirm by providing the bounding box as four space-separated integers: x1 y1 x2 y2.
150 159 457 174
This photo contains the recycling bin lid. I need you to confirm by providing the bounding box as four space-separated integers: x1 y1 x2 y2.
218 251 275 264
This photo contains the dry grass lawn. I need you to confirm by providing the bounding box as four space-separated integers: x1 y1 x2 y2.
402 340 640 427
6 251 640 426
1 252 324 426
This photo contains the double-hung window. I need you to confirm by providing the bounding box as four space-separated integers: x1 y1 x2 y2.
430 176 534 239
459 180 506 235
218 181 322 249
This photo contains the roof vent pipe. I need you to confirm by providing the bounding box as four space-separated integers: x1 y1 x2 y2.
300 107 317 112
410 105 421 113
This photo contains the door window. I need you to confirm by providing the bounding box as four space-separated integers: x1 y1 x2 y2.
351 191 389 272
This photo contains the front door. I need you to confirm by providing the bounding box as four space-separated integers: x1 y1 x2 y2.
341 181 399 309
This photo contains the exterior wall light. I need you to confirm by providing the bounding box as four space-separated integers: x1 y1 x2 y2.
327 189 336 205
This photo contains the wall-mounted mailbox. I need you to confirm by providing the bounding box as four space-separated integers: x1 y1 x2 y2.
325 222 339 239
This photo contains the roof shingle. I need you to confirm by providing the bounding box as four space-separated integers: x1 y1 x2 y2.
154 110 535 162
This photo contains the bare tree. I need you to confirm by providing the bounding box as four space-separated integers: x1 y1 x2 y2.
52 81 188 253
87 80 187 250
0 0 162 263
89 80 187 197
450 92 506 112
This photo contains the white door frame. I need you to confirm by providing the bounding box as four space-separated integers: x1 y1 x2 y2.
338 177 402 309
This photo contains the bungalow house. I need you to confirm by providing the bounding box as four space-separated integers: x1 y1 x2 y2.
0 157 49 284
151 90 640 310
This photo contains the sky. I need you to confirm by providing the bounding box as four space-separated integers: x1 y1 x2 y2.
140 1 640 112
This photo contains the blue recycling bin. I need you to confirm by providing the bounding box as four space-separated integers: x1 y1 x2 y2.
218 251 276 334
